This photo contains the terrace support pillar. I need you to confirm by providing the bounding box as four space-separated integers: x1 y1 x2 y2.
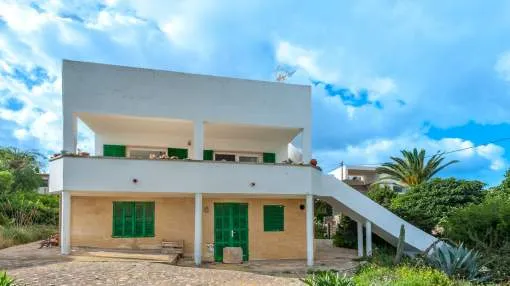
193 121 204 160
63 112 77 153
306 194 314 266
357 220 364 257
365 220 373 257
194 193 203 265
61 191 71 255
302 128 312 164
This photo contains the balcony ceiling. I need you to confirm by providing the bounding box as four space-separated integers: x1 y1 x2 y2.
78 113 301 142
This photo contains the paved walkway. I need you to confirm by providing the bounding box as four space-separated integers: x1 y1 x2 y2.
0 240 357 285
0 242 303 285
8 261 303 286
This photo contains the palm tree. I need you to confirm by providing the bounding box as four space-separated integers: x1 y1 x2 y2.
376 148 458 187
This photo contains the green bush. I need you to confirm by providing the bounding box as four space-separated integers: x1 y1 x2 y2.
444 195 510 282
0 225 57 249
354 264 458 286
0 272 14 286
302 271 354 286
367 184 397 208
0 192 59 226
390 178 484 233
333 216 357 249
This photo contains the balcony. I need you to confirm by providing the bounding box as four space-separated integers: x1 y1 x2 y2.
49 155 315 195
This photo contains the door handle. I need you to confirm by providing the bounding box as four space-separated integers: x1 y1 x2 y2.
231 230 235 237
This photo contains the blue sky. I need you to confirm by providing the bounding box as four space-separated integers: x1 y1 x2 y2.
1 0 510 186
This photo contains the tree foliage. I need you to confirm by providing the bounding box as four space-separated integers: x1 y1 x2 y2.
390 178 485 233
443 170 510 282
367 184 397 208
376 148 458 186
0 147 43 194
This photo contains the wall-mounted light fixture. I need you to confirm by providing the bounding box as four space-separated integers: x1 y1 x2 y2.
300 204 305 210
249 182 256 187
132 178 138 184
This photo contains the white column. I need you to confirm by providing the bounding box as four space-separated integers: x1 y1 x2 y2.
357 221 364 257
60 191 71 255
306 194 314 266
194 193 203 265
302 128 312 164
63 112 77 153
193 121 204 160
365 220 372 257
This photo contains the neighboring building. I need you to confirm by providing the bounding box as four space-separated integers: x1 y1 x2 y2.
36 173 50 194
330 164 406 193
49 60 435 266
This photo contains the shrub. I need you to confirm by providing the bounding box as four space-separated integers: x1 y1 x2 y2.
302 271 354 286
444 195 510 282
354 264 456 286
367 184 397 208
425 243 484 282
0 225 57 249
0 192 59 226
0 272 14 286
390 178 484 233
333 216 357 249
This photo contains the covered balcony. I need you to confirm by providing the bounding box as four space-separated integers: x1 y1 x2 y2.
51 112 314 195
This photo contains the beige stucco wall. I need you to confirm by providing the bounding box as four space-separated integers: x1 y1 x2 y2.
70 196 307 260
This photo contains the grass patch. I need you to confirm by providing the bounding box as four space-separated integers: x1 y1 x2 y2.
0 225 56 249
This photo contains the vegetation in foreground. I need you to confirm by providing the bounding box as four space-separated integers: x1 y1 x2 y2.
0 272 14 286
0 147 59 250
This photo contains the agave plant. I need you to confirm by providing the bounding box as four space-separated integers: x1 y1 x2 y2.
426 242 485 281
302 271 354 286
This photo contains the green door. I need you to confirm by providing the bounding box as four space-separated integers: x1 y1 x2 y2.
214 203 249 262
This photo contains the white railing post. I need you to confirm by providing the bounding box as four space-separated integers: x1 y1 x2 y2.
61 191 71 255
357 220 364 257
194 193 203 265
306 194 314 266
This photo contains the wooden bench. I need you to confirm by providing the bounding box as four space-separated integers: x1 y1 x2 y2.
161 240 184 256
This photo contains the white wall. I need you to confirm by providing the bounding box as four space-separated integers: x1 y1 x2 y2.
63 60 311 130
50 157 313 195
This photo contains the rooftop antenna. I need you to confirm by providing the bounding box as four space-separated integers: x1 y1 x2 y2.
274 65 297 82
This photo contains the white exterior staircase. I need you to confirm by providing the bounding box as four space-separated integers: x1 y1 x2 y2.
315 174 437 252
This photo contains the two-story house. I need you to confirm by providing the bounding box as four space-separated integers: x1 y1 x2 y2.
50 60 436 266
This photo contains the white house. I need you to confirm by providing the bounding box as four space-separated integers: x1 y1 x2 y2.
49 60 436 266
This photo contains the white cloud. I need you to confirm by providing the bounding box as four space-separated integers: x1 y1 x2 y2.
495 51 510 82
13 129 29 140
276 41 339 82
318 134 507 174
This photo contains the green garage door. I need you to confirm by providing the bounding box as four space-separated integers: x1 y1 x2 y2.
214 203 248 262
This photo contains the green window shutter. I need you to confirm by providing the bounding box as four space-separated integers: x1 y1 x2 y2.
167 148 188 159
144 202 155 236
112 201 155 238
203 150 214 161
264 205 284 232
263 152 276 163
104 145 126 157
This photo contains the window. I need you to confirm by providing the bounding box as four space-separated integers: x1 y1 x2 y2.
112 202 155 237
214 152 262 163
215 154 236 162
104 145 126 157
239 156 258 163
263 205 284 232
128 147 167 159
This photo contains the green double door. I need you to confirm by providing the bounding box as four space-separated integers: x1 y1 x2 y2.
214 203 249 262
